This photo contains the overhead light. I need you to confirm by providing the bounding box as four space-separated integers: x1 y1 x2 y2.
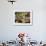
8 0 16 4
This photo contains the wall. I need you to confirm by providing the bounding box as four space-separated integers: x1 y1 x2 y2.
0 0 46 42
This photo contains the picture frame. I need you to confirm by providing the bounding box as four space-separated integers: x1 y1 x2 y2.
13 10 32 26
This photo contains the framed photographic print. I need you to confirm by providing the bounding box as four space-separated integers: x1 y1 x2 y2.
14 10 32 25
